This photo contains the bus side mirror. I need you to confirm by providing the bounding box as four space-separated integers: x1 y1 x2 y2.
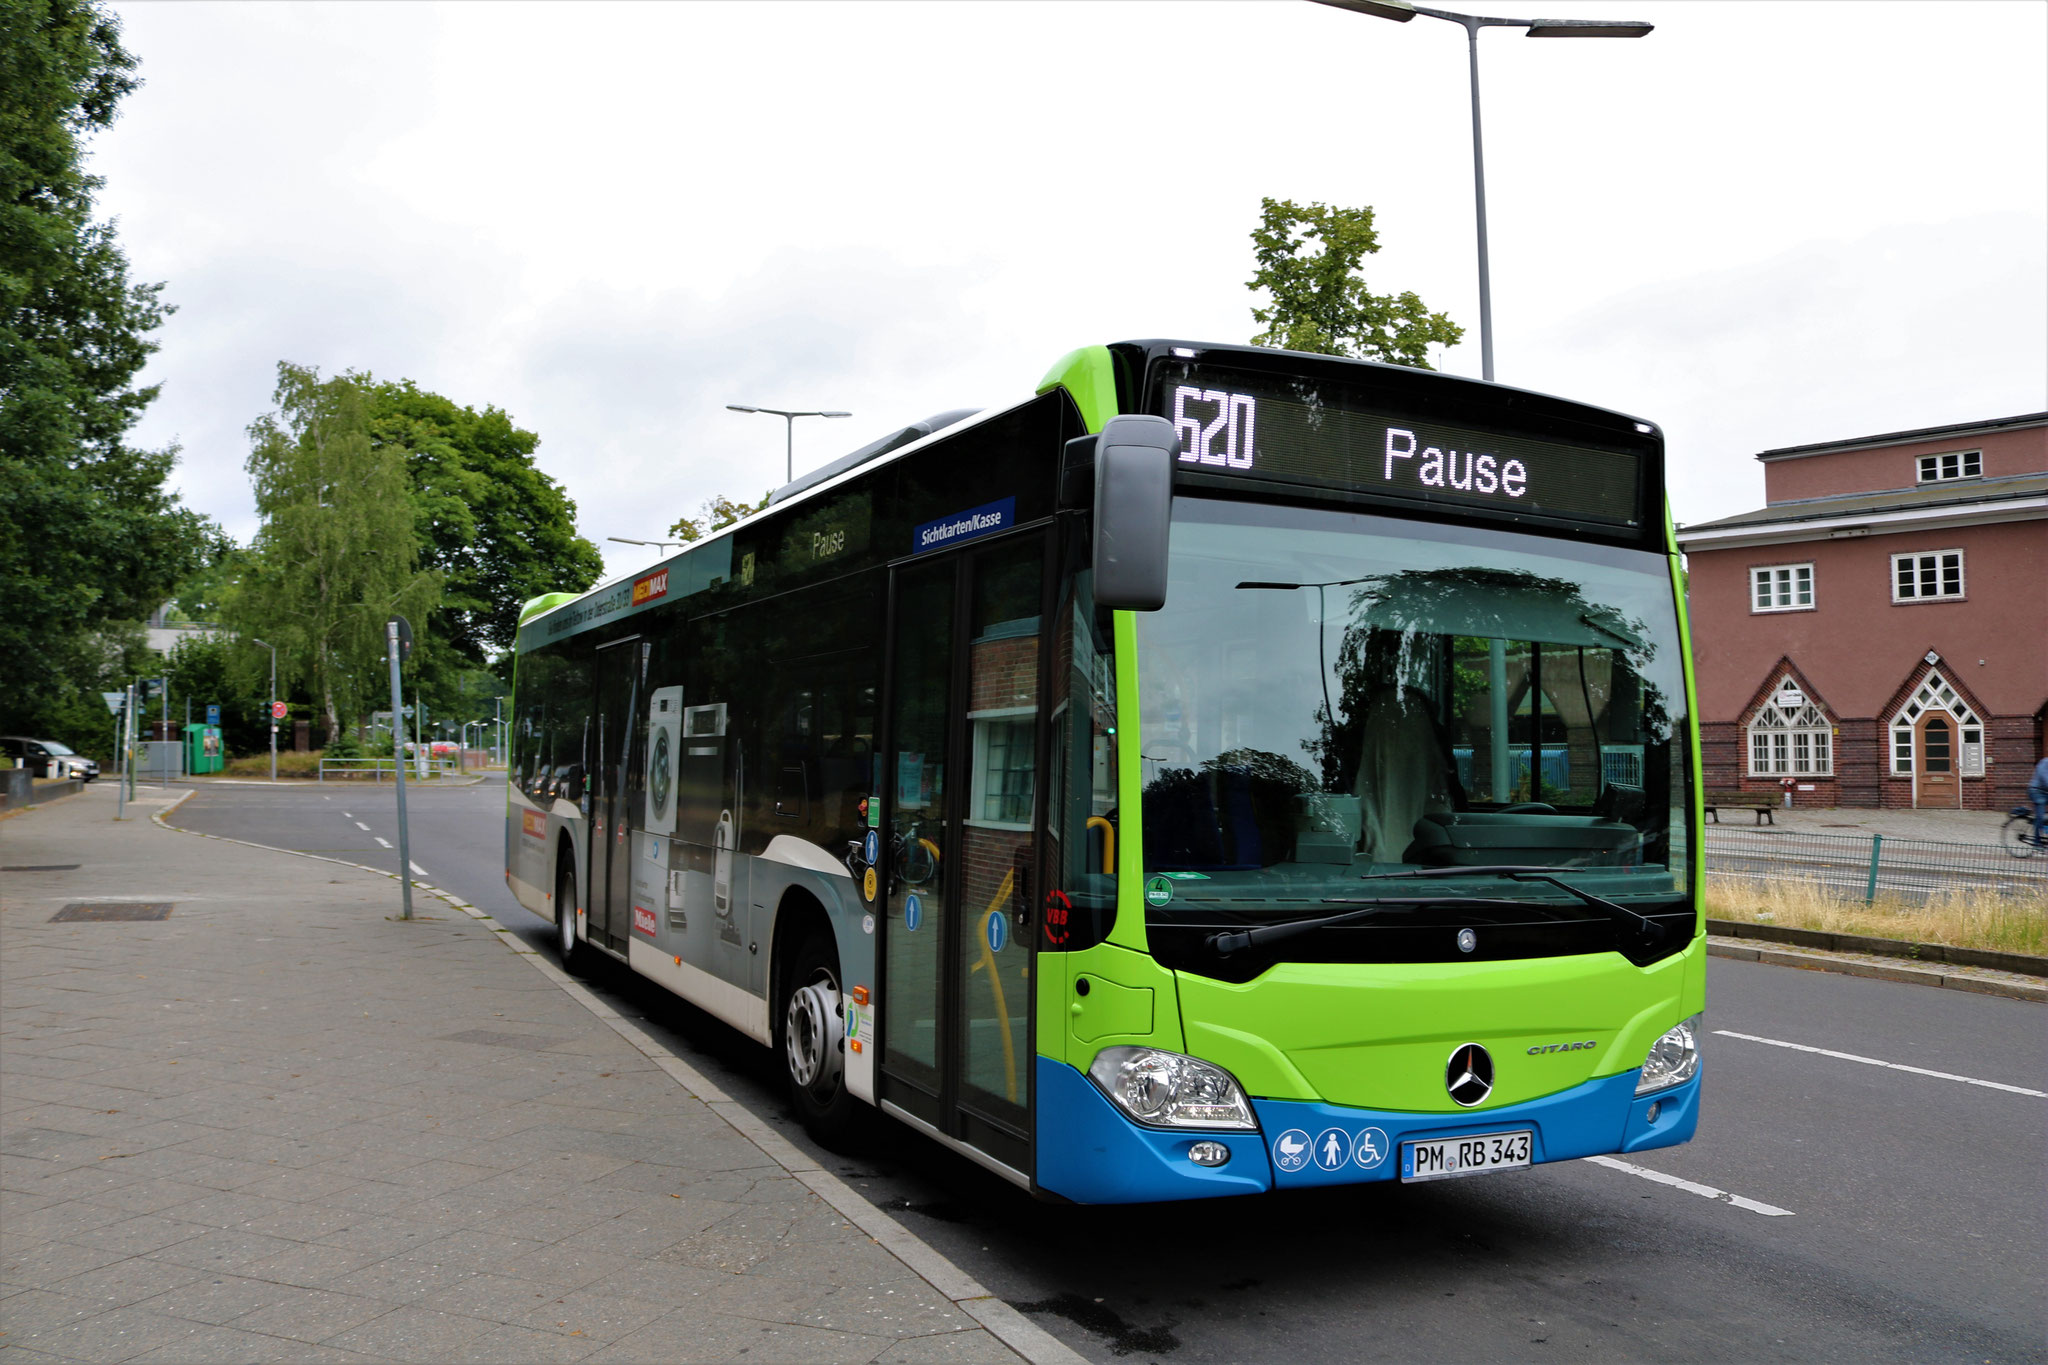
1092 414 1177 612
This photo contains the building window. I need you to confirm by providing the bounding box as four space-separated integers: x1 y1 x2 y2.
968 709 1035 829
1916 450 1981 483
1750 563 1814 613
1891 550 1964 602
1891 670 1984 776
1747 678 1833 777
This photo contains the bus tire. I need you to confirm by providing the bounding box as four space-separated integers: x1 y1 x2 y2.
554 855 584 973
780 926 860 1146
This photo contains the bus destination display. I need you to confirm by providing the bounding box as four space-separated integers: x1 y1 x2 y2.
1157 373 1642 527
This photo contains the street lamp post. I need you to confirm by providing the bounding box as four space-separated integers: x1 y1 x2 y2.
607 536 680 554
251 638 277 782
1312 0 1651 382
726 405 852 483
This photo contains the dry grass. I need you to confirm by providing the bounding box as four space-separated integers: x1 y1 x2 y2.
1705 873 2047 957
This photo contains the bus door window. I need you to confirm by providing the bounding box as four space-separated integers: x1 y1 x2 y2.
1048 559 1119 951
881 559 956 1111
955 540 1043 1136
592 637 641 951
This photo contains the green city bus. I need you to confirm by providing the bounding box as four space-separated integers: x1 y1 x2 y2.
503 340 1703 1202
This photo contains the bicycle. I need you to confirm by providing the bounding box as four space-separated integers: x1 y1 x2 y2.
2000 805 2045 859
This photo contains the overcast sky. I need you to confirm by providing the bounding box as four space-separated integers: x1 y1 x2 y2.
98 0 2047 585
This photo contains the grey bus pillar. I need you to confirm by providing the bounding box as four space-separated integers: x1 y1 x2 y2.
386 619 414 921
1488 638 1511 802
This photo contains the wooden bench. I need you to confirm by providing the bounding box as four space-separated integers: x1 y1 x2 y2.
1703 790 1774 825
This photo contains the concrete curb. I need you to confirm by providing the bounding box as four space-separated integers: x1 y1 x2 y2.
0 781 90 821
150 798 1086 1365
1706 935 2046 1003
1705 918 2046 978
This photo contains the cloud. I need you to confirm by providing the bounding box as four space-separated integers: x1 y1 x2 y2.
1529 212 2048 525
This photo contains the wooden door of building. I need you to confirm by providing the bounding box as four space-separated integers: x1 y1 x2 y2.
1913 712 1960 809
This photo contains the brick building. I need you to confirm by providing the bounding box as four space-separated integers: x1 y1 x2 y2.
1677 413 2046 809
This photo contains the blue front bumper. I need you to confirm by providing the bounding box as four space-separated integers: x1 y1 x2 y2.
1034 1054 1700 1204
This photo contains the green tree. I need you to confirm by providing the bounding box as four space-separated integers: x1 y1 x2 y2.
668 491 769 544
0 0 209 736
223 362 440 739
160 633 269 757
1247 197 1464 368
361 379 602 665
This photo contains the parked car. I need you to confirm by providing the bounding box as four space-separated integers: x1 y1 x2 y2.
0 736 99 782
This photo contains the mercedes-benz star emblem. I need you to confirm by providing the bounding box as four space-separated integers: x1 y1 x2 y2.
1446 1043 1494 1107
1456 927 1477 954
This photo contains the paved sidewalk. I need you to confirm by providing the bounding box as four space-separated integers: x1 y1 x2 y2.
1733 804 2021 844
1 784 1050 1363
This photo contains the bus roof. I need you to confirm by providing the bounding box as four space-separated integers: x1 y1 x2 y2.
517 338 1663 639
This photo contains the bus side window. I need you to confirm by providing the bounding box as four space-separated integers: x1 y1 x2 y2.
774 765 808 820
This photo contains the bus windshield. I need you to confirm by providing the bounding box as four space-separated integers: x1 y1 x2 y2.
1136 498 1689 907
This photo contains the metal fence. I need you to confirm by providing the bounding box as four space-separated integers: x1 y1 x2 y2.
317 757 458 782
1705 827 2048 904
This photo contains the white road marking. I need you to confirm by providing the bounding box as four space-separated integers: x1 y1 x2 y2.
409 862 429 877
1714 1029 2046 1098
1586 1155 1795 1217
353 820 370 831
373 836 392 848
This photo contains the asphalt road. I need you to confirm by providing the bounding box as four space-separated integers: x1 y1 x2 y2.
170 779 2048 1363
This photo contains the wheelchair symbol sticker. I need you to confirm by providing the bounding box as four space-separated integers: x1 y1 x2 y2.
1353 1127 1390 1169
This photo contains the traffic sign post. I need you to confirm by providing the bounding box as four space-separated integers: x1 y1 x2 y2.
112 687 128 821
386 617 415 921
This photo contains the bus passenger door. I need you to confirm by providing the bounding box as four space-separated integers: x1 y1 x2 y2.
879 534 1045 1179
591 637 641 952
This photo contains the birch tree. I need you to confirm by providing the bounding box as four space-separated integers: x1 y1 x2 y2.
226 363 439 738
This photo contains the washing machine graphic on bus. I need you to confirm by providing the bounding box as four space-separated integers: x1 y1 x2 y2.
645 686 682 836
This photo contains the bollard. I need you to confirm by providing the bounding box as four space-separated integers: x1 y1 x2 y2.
1864 833 1883 906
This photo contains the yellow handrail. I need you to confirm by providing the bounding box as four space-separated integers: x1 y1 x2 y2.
1087 816 1115 874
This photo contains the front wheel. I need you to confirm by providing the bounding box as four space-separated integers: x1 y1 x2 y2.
2005 814 2042 859
555 857 585 969
780 927 861 1146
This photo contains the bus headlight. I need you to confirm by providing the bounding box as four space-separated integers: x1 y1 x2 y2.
1635 1015 1703 1096
1087 1047 1257 1130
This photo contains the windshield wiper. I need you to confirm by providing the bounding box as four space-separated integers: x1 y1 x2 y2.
1207 898 1477 957
1351 865 1670 944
